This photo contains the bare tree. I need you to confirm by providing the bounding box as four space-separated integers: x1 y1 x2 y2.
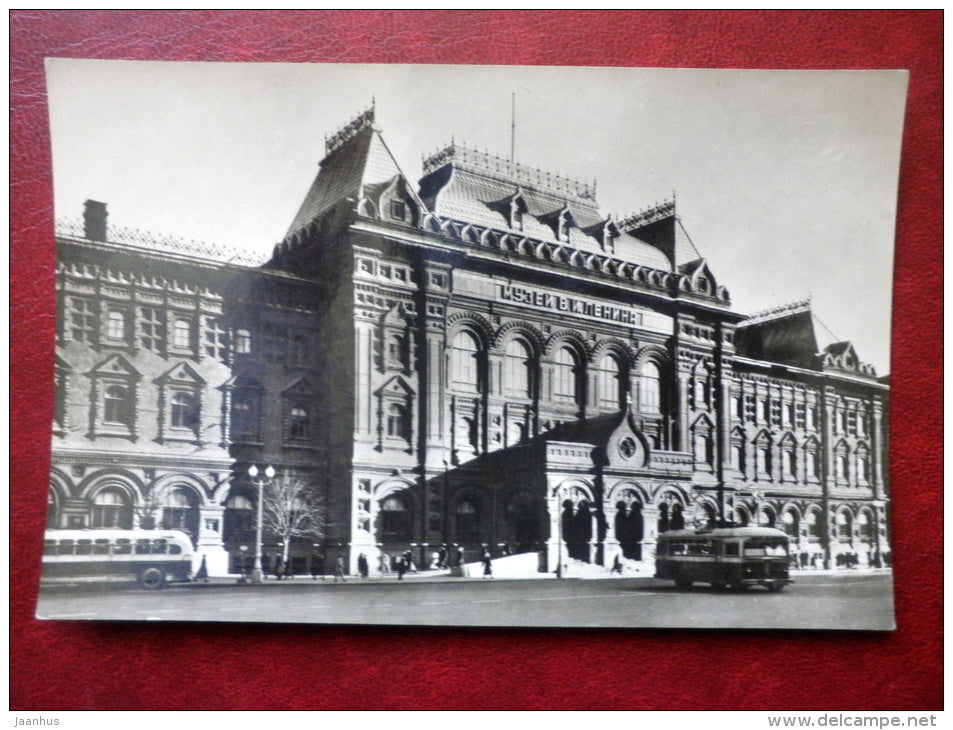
260 471 327 564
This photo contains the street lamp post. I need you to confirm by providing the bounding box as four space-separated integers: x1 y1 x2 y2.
248 464 275 584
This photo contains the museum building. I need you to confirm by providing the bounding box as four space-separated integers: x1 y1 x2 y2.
47 108 891 577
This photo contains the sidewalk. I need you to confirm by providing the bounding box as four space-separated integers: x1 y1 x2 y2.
190 565 892 586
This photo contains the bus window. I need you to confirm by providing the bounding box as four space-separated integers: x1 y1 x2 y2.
724 542 740 557
151 542 168 554
57 539 75 556
93 539 111 555
75 539 93 555
44 540 57 556
168 544 182 555
113 539 132 555
688 541 713 556
671 542 688 555
135 539 151 555
744 537 788 557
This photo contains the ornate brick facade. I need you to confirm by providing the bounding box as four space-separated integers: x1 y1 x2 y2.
48 108 890 576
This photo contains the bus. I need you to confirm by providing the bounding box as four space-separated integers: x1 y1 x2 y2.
655 526 792 591
41 529 194 588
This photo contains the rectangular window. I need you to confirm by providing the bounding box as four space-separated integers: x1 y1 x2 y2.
234 328 252 355
289 333 310 367
847 410 857 435
68 296 97 342
795 403 806 430
390 200 406 221
139 307 165 352
204 317 228 359
807 405 817 430
173 316 193 350
744 394 756 423
105 308 127 341
263 323 287 365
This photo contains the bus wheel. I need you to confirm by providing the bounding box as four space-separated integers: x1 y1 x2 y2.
767 583 785 592
675 578 692 590
139 567 166 589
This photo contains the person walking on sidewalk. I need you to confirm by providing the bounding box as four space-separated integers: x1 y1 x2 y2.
481 546 493 579
334 555 346 582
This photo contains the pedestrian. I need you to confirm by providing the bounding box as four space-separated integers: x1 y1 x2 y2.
284 555 294 580
334 554 346 582
195 554 209 582
481 547 493 579
358 553 368 578
437 545 448 569
611 553 622 575
379 552 391 576
273 553 284 581
310 551 325 580
403 549 416 574
261 552 271 579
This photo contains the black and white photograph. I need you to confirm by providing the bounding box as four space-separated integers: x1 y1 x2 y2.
36 60 906 629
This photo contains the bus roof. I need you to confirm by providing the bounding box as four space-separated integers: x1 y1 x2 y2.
657 526 789 540
44 529 192 542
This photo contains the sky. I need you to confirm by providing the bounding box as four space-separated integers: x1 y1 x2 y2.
46 60 907 375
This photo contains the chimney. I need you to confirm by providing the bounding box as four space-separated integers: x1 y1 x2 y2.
83 200 108 241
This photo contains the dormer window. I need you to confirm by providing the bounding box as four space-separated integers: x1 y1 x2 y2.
512 206 523 230
390 199 407 221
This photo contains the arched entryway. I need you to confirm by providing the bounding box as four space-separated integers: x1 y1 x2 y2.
505 490 541 553
613 490 644 560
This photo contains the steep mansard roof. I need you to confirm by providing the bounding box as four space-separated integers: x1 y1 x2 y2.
418 144 673 272
284 108 415 241
734 299 878 378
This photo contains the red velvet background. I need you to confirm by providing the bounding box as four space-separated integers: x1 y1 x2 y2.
10 10 942 710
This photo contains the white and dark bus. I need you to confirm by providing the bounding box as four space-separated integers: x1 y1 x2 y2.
41 529 194 588
655 526 792 591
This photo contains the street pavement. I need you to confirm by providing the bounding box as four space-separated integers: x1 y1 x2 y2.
35 570 895 630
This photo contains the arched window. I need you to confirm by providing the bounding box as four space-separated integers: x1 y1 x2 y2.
386 403 410 441
47 490 59 528
162 488 199 543
103 385 131 426
503 338 532 398
450 331 480 391
781 509 799 539
836 511 853 543
223 493 255 535
597 353 625 410
454 498 481 542
806 509 822 540
170 392 199 431
91 488 132 529
858 511 874 543
554 347 581 403
639 361 660 413
379 494 413 543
